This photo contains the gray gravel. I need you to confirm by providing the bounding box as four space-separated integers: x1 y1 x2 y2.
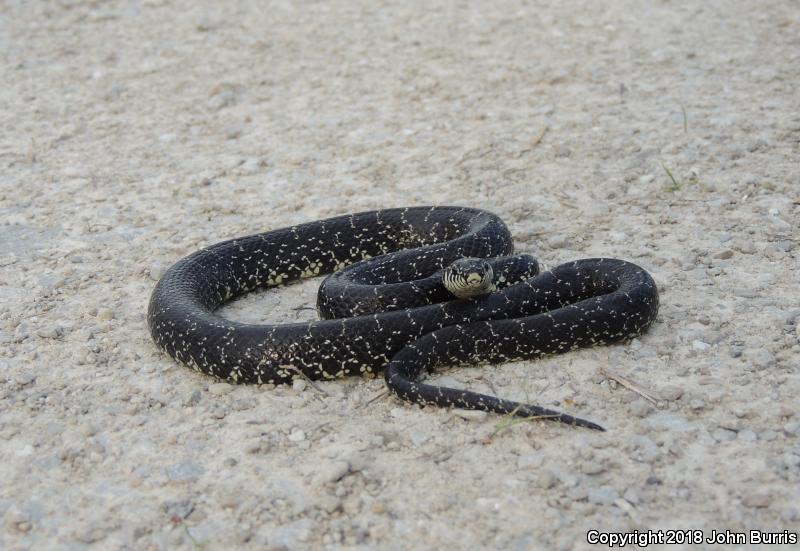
2 0 799 549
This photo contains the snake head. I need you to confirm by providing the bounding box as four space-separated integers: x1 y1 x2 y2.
443 258 495 299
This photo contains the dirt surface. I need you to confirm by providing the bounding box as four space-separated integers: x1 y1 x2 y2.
2 1 799 549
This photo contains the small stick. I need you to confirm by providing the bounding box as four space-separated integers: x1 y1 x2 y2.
362 390 389 408
286 365 330 396
513 126 549 158
598 367 660 405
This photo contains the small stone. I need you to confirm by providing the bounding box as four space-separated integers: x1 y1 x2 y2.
629 400 653 418
712 249 734 260
5 506 32 533
587 486 618 505
517 453 544 469
581 461 606 475
162 500 194 521
743 348 776 370
660 385 684 401
729 343 745 358
292 379 307 392
15 372 36 386
223 122 245 139
288 428 306 442
409 431 432 446
712 427 737 442
537 470 559 489
623 488 641 505
97 308 114 321
165 460 205 481
782 507 799 522
554 145 572 158
737 429 757 442
312 460 350 485
36 325 63 339
783 421 800 436
453 409 488 421
244 440 269 454
727 147 746 160
733 240 756 254
208 383 234 396
759 429 779 441
747 138 769 152
547 234 570 249
183 389 202 406
692 340 711 352
741 492 771 508
208 84 238 110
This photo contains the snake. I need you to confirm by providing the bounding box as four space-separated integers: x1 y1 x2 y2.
147 206 659 430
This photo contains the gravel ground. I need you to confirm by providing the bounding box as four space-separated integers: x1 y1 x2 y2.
1 1 799 549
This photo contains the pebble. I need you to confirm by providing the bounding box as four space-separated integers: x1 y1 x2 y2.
729 342 745 358
4 506 32 533
165 460 205 481
689 398 706 411
741 492 771 508
623 488 641 505
629 436 660 463
97 308 114 321
537 470 559 489
15 373 36 386
629 400 653 418
223 122 245 140
646 413 692 432
162 499 194 521
292 379 307 392
712 249 734 259
453 409 488 421
737 429 757 442
13 324 29 343
712 427 737 442
759 430 779 441
312 460 350 485
783 421 800 437
581 461 606 475
244 440 270 454
288 428 306 442
409 431 432 447
692 340 711 352
36 325 63 339
553 145 572 158
587 486 618 505
208 84 238 110
547 234 570 249
208 383 234 396
517 452 545 469
660 385 684 401
743 348 776 370
183 389 202 407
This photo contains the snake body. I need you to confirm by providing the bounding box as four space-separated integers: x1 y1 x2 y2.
147 206 659 430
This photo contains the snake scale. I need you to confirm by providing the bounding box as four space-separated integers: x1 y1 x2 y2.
148 206 659 430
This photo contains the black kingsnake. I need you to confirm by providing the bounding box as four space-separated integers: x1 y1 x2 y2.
147 206 659 430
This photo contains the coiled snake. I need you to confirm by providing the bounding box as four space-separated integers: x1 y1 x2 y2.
148 206 659 430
